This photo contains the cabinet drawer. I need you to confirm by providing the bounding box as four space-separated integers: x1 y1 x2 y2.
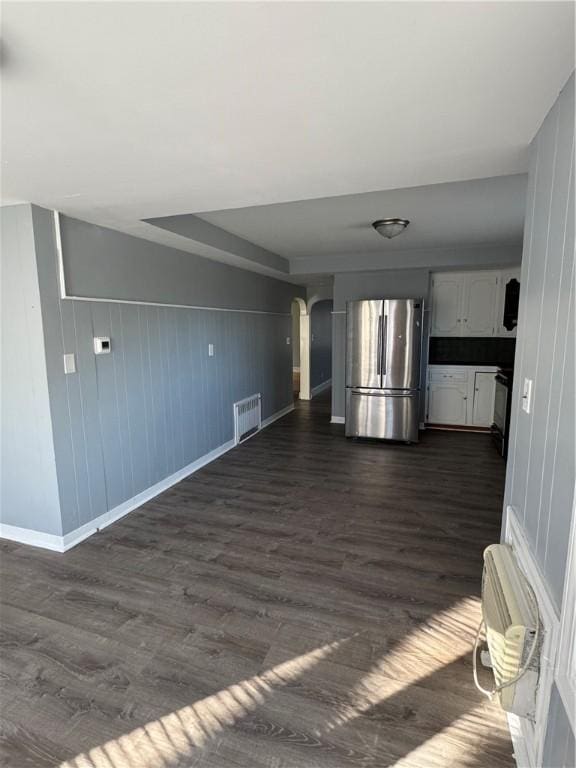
429 368 468 383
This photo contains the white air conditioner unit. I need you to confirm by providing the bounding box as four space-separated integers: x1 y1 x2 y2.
473 544 541 720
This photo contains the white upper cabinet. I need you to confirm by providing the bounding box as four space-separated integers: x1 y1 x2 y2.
430 269 519 337
430 274 464 336
463 272 499 336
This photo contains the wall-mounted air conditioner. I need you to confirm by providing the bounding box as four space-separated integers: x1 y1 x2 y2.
473 543 541 720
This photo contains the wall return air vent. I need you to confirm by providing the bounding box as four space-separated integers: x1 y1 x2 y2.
233 394 262 445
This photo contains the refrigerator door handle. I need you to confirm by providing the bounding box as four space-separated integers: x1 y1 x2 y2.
376 315 383 375
380 315 388 378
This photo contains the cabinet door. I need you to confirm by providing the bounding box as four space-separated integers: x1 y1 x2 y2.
495 268 521 337
472 372 496 427
462 273 498 336
427 382 468 425
431 274 464 336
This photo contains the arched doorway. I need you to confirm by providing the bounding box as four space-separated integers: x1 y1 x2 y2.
291 294 333 402
291 298 309 400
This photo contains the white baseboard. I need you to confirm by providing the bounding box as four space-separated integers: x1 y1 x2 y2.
262 403 294 429
331 415 345 424
0 523 65 552
1 403 295 554
311 379 332 397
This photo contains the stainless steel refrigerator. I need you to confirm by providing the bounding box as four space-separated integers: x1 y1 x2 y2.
345 298 424 442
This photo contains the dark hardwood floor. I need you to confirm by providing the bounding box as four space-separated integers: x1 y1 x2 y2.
0 390 513 768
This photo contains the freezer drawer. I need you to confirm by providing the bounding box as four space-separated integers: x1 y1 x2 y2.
345 389 420 442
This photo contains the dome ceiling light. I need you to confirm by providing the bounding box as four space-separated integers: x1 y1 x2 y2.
372 218 410 239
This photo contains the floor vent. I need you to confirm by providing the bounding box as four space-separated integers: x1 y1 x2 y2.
234 394 262 445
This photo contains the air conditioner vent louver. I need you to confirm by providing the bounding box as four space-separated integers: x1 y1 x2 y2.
475 544 541 720
234 394 262 445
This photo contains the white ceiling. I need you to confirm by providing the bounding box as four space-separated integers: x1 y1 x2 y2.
199 174 528 260
1 1 574 277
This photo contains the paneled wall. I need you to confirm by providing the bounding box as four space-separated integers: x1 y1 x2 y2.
310 300 333 389
0 206 62 536
502 74 575 764
12 205 302 539
504 75 575 609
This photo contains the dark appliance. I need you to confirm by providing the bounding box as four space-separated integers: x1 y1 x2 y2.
492 367 513 458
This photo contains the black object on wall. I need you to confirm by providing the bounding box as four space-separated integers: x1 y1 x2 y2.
429 337 516 367
503 278 520 331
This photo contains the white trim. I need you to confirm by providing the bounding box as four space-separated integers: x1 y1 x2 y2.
311 379 332 397
505 505 561 768
331 310 346 315
555 496 576 731
52 210 290 317
53 210 67 299
331 415 345 424
507 713 532 768
61 294 290 317
262 403 294 428
0 524 65 553
63 438 235 550
0 403 295 554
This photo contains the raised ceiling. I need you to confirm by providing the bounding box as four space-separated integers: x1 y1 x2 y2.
1 1 574 277
198 174 528 259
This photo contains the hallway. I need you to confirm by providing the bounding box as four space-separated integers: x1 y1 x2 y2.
0 391 513 768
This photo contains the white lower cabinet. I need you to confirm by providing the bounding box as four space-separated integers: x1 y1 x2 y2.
471 371 496 427
426 366 497 428
428 382 468 425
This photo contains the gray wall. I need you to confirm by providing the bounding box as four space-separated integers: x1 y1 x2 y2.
291 243 522 276
60 214 298 313
331 269 431 419
0 206 62 536
310 300 333 389
291 302 300 368
504 74 574 609
502 75 574 763
9 205 303 538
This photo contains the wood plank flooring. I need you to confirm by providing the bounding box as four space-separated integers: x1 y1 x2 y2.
0 390 513 768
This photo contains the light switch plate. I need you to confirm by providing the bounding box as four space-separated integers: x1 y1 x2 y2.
94 336 111 355
63 353 76 374
286 337 291 345
522 378 533 413
208 344 214 357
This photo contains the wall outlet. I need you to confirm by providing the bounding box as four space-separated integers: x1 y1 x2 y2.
522 378 533 413
208 344 214 357
63 353 76 374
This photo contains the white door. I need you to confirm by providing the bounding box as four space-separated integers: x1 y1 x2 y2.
462 273 498 336
472 372 496 427
427 382 468 425
431 274 464 336
495 268 521 337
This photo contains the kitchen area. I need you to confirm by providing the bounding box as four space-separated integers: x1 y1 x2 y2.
425 268 520 458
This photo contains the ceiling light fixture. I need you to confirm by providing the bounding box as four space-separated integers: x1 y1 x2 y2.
372 218 410 239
